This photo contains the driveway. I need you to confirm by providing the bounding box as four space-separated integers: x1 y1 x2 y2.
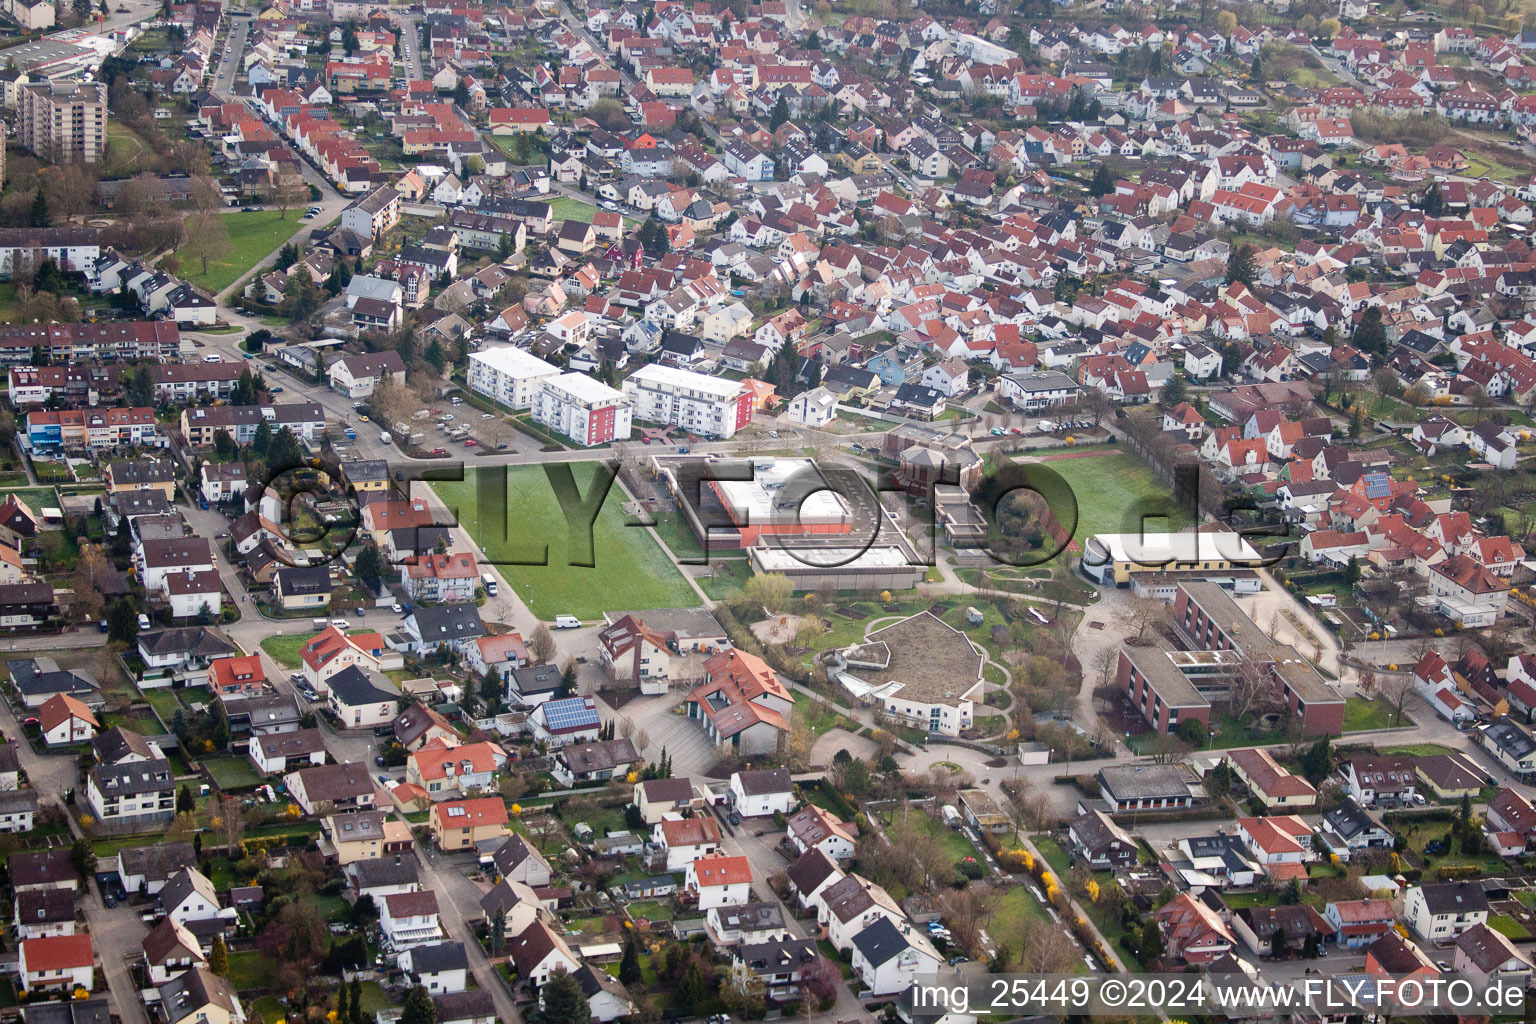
412 850 521 1024
83 900 152 1024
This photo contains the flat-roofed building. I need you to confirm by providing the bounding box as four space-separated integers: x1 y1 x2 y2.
466 346 559 410
17 81 104 164
1082 530 1264 587
532 373 631 446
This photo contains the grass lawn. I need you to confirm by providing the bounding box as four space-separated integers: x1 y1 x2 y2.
175 210 306 295
1342 696 1413 732
356 982 394 1016
989 884 1055 960
203 756 263 791
888 807 979 864
226 950 278 991
1380 743 1455 756
432 465 696 619
138 688 185 724
252 997 285 1024
627 899 675 922
797 699 858 736
1032 834 1074 878
1490 914 1533 940
260 633 311 669
1038 452 1189 547
544 196 637 228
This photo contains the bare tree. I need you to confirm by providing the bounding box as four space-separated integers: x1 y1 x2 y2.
1019 917 1081 973
1146 732 1193 764
266 170 310 219
1226 658 1284 727
528 624 556 664
182 209 232 277
1126 597 1170 642
1378 673 1414 727
937 885 998 954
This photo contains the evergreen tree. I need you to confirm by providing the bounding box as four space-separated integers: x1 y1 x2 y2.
1344 555 1361 585
1354 306 1387 356
1422 182 1444 216
233 367 258 406
399 986 436 1024
177 784 195 815
107 599 138 644
1089 163 1114 196
1300 734 1332 785
1160 372 1187 407
533 970 591 1024
769 92 790 129
489 907 506 954
672 959 707 1016
213 429 237 461
29 189 48 227
355 546 383 590
1226 242 1257 287
618 938 642 987
266 426 303 472
208 935 229 977
348 979 363 1024
251 419 273 457
424 338 447 371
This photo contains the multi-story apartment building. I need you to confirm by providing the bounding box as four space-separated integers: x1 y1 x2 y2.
17 81 106 164
622 364 752 439
179 403 327 446
340 186 401 240
86 757 176 827
0 321 177 364
0 229 103 282
466 346 559 409
26 408 161 453
532 373 632 446
151 363 244 403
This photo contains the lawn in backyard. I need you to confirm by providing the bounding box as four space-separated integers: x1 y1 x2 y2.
1342 695 1413 732
1037 451 1190 547
226 951 277 990
886 806 980 864
175 210 306 295
544 196 637 228
202 756 263 791
1490 915 1534 940
260 633 310 668
988 885 1055 960
432 465 695 619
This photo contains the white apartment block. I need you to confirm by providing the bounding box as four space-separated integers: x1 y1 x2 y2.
621 364 752 439
467 346 560 410
533 373 632 446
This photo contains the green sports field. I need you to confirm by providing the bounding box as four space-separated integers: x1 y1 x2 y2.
1037 451 1192 546
432 465 695 620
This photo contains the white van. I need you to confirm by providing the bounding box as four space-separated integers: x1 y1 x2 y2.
330 619 350 631
553 614 581 629
312 618 328 631
137 613 152 630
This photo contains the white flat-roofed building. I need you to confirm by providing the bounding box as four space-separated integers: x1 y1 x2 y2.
1081 530 1265 586
622 364 752 438
533 373 632 446
712 458 852 532
747 544 925 592
467 346 560 410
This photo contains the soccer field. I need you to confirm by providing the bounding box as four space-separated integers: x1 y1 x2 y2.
432 465 696 620
1039 451 1191 546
